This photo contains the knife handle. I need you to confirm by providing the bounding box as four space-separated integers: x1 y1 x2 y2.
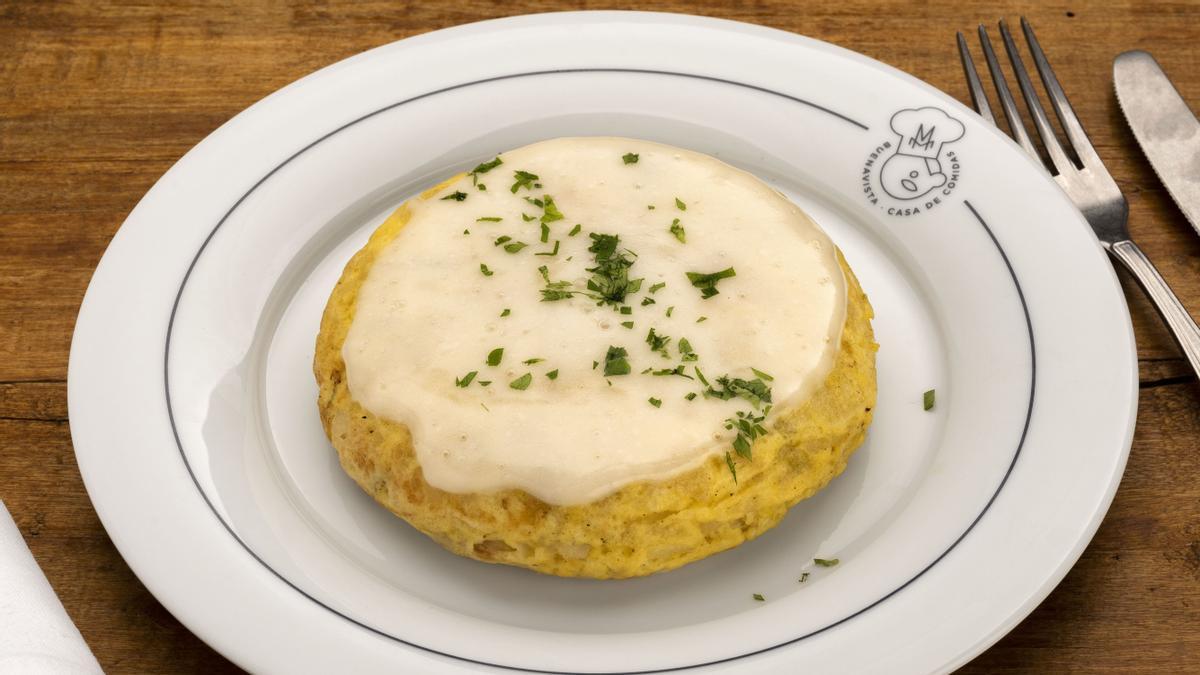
1109 239 1200 379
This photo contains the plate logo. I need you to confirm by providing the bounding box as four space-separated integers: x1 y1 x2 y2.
862 107 964 216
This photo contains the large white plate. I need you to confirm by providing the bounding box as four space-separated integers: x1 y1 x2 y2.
68 11 1137 674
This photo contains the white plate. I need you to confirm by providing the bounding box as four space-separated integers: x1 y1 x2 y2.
68 11 1137 674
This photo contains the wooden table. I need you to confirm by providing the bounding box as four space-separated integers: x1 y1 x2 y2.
2 1 1197 672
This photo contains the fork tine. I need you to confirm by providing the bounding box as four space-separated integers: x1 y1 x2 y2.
977 25 1039 161
1020 16 1100 168
997 19 1075 176
957 32 996 124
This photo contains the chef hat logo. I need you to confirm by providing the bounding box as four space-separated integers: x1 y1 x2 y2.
890 107 965 159
879 107 965 201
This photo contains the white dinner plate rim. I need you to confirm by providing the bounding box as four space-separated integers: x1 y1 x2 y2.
68 10 1138 674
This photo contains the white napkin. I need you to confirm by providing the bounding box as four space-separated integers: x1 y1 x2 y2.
0 500 103 674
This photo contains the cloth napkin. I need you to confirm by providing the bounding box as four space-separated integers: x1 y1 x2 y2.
0 500 102 674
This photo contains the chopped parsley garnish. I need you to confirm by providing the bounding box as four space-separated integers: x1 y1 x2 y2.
752 593 764 602
620 306 632 315
694 367 710 387
645 327 671 357
675 197 687 211
641 297 656 306
649 282 666 294
602 346 631 376
666 306 674 317
678 337 698 362
525 196 544 208
648 397 662 408
568 223 582 237
686 267 736 299
503 241 528 254
546 369 559 380
669 218 686 243
500 308 510 317
486 348 504 367
539 223 550 243
510 170 539 193
541 195 564 223
535 240 560 257
814 558 839 567
706 376 772 408
522 213 535 222
454 371 477 388
441 191 468 201
697 316 708 322
476 216 502 222
586 233 643 308
469 157 503 184
647 204 656 210
480 263 494 276
463 229 469 235
538 265 575 301
685 392 698 401
592 360 599 370
523 358 545 365
725 452 738 483
622 152 639 164
494 235 511 245
621 321 634 329
651 365 693 379
509 373 533 390
477 184 487 191
478 380 492 386
752 368 774 382
799 572 810 583
725 407 770 459
923 389 935 411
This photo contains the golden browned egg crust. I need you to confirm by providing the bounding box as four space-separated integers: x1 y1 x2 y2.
314 184 877 579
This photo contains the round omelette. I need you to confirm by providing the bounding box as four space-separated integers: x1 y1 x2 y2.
314 137 877 579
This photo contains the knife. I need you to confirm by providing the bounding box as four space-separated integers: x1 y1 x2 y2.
1113 50 1200 239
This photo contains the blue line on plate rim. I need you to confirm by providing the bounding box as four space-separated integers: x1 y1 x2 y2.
161 69 1032 673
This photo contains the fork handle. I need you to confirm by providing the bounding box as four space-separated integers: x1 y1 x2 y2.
1109 239 1200 379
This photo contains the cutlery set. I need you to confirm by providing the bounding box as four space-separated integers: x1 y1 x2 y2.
958 18 1200 377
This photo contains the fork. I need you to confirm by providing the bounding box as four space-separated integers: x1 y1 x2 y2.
957 18 1200 379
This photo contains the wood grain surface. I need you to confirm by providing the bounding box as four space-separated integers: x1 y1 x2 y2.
2 1 1198 672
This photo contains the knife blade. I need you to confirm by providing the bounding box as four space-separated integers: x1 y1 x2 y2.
1113 50 1200 239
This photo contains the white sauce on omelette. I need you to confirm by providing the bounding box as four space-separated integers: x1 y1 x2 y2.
342 137 846 505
